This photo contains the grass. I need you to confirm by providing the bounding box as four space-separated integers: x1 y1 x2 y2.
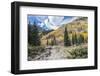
28 46 46 60
28 44 88 61
66 46 88 59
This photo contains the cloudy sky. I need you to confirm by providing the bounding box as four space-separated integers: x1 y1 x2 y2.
28 15 78 30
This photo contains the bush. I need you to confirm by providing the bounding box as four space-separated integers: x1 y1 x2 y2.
28 46 45 60
67 47 88 59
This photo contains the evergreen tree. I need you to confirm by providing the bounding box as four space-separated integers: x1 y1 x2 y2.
79 34 84 43
28 22 41 46
77 36 81 45
28 21 32 44
77 34 85 45
72 32 78 45
74 32 78 44
53 36 56 45
64 27 71 46
72 33 75 45
46 38 49 45
51 39 54 46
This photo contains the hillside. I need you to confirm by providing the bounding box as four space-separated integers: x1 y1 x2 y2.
41 17 88 46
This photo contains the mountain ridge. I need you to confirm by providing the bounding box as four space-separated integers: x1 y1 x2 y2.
41 17 88 45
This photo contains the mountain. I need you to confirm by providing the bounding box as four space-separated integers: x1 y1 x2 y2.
43 17 79 30
28 15 81 31
41 17 88 46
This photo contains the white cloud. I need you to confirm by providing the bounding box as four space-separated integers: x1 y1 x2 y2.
44 18 58 30
48 16 64 26
37 22 44 27
36 16 47 22
61 17 79 25
44 16 79 30
35 16 79 30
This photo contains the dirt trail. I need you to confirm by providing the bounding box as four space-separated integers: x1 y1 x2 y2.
32 46 69 60
30 44 87 61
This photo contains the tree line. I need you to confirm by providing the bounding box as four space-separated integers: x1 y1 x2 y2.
64 26 86 47
28 22 87 46
28 22 41 46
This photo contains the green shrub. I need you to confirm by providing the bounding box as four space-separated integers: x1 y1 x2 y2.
67 47 88 59
28 46 45 59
